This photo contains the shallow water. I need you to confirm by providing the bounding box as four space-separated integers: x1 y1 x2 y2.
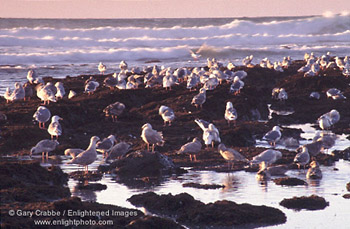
55 122 350 228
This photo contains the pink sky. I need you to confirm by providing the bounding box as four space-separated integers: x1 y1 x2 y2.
1 0 349 18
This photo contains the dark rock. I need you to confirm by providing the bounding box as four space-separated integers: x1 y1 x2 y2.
280 195 329 210
343 194 350 199
182 182 225 189
128 192 286 227
347 182 350 192
0 160 70 203
77 183 107 191
274 177 307 186
126 215 185 229
113 151 185 177
68 171 103 182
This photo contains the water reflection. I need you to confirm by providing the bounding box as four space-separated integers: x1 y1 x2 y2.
71 182 97 202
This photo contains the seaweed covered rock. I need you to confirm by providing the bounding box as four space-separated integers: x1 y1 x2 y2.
280 195 329 210
182 182 225 190
0 160 70 203
113 151 185 177
347 182 350 192
128 192 286 227
273 177 307 186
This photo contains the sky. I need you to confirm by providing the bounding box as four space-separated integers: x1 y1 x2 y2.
0 0 350 18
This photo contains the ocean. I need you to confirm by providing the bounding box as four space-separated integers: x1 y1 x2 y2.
1 14 350 94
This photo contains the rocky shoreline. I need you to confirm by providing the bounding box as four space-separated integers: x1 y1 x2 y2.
1 60 350 228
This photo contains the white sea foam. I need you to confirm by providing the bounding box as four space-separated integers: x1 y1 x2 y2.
0 15 350 94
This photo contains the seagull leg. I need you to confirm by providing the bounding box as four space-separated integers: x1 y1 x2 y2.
211 141 215 148
152 144 155 152
194 155 197 161
46 152 49 160
189 155 192 161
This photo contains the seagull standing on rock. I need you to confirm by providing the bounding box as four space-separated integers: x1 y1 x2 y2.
36 83 56 105
48 115 62 140
263 126 282 147
96 135 116 158
103 102 125 122
141 123 165 152
55 82 65 100
84 77 99 95
159 105 175 126
225 101 238 126
177 137 202 161
33 106 51 129
191 88 206 109
105 142 131 162
67 136 100 174
98 62 106 75
294 146 310 170
251 149 282 166
218 143 247 168
9 82 25 102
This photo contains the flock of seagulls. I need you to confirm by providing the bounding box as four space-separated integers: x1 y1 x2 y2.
3 53 347 178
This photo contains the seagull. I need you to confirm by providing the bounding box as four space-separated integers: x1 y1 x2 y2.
119 60 128 70
251 149 282 166
294 146 310 170
186 73 200 91
225 101 238 126
218 143 248 168
105 142 131 162
163 71 178 90
104 76 118 90
141 123 164 152
229 76 244 95
227 62 235 71
23 83 33 101
300 140 323 158
233 70 247 80
84 77 99 95
263 126 282 147
242 55 254 67
191 88 206 109
96 135 116 157
256 161 271 181
306 160 322 179
68 90 77 99
326 88 346 100
309 92 320 100
48 115 62 140
177 137 202 161
190 49 201 60
33 106 51 129
4 87 11 103
36 83 56 105
54 82 65 100
45 82 57 96
318 115 332 130
278 88 288 101
203 123 221 148
67 136 100 174
272 88 280 99
203 74 219 90
159 105 175 126
98 62 106 75
30 139 59 160
27 69 44 84
103 102 125 122
9 82 25 102
64 148 84 159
